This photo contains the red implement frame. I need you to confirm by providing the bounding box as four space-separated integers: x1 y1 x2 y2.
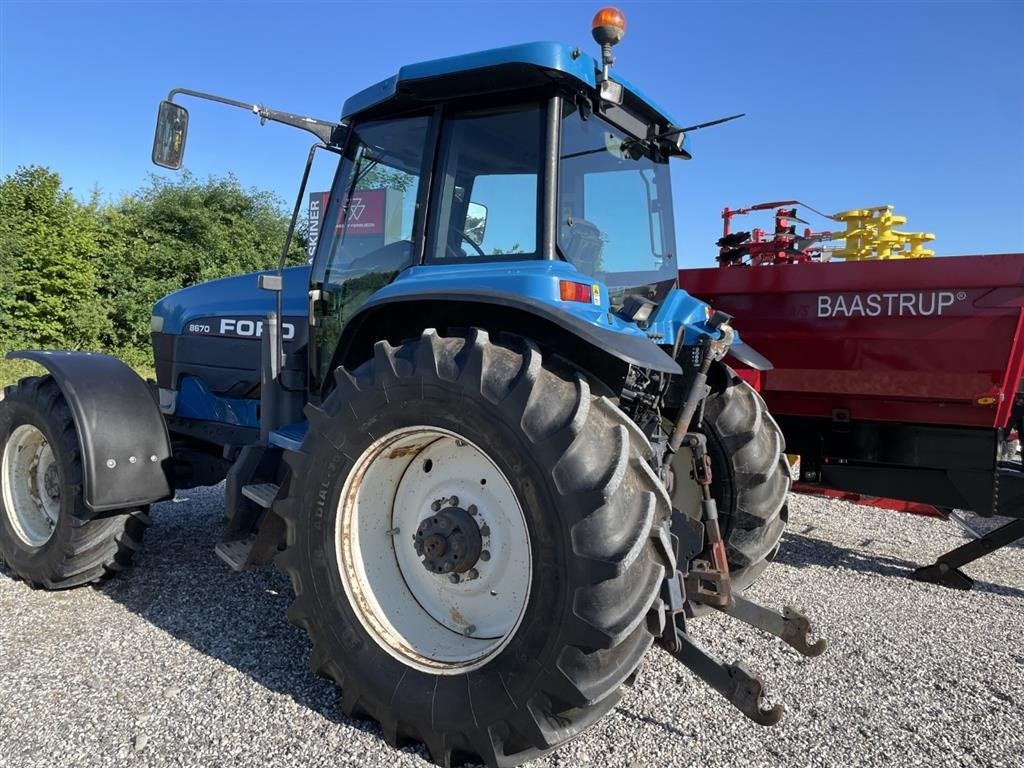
679 252 1024 589
681 254 1024 430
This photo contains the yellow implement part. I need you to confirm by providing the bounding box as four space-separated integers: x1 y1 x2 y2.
830 205 935 260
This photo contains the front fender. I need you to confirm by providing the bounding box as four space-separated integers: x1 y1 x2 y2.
6 351 173 514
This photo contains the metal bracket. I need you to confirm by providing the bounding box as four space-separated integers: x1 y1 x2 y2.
664 631 784 726
718 593 827 658
679 431 734 608
686 560 732 608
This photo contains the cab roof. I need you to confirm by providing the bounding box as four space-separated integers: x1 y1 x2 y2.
340 41 677 129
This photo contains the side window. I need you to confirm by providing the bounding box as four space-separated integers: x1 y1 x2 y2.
429 105 543 261
464 174 536 256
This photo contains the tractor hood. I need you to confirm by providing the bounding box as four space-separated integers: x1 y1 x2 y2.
151 266 311 336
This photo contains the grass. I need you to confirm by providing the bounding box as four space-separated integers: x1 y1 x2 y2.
0 353 155 389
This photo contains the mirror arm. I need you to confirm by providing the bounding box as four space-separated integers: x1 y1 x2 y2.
167 88 344 146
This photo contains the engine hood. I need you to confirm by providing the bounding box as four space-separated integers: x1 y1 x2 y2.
152 266 311 335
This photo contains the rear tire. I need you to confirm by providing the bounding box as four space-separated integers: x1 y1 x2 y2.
275 329 672 767
701 365 790 590
671 365 790 591
0 376 149 589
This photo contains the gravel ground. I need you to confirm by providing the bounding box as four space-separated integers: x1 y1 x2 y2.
1 489 1021 768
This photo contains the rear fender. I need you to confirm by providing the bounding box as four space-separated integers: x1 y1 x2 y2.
328 291 681 398
6 351 173 515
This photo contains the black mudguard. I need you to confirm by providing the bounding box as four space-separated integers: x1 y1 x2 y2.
6 351 173 514
727 340 773 372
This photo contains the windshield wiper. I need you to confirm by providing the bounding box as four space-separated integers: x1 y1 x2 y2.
562 113 747 163
623 113 746 157
652 113 746 142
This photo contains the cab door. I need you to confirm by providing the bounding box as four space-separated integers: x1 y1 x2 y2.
308 115 432 396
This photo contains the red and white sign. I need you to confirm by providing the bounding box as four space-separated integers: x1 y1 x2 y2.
338 188 387 235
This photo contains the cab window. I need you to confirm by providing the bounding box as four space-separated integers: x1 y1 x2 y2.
428 105 543 262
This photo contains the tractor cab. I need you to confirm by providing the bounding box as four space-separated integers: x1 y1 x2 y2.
305 40 688 393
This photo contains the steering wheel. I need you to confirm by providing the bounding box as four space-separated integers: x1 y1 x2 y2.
445 227 487 259
460 230 486 257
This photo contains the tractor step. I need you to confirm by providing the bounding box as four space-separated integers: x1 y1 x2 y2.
215 534 258 571
241 482 280 509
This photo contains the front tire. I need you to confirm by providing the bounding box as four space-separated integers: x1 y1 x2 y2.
0 376 149 589
275 329 671 767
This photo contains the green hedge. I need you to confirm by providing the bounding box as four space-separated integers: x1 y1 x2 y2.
0 165 306 370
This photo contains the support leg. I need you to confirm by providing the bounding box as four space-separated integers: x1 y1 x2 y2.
913 518 1024 590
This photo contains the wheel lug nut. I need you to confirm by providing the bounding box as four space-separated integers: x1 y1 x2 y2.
449 574 461 584
468 504 477 516
480 550 490 561
462 624 476 636
480 525 490 537
466 568 479 580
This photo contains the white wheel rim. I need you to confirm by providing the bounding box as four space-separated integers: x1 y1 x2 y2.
337 426 531 673
2 424 61 547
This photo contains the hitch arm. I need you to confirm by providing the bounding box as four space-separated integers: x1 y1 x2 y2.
719 593 827 658
664 631 784 726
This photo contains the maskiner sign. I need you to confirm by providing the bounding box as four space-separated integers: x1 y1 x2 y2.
309 188 397 258
306 192 328 260
817 290 967 318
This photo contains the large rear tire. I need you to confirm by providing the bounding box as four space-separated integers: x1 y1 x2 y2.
0 376 149 589
275 329 671 767
701 365 790 590
671 365 790 591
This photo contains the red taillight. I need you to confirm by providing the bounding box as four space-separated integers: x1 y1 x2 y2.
559 280 593 303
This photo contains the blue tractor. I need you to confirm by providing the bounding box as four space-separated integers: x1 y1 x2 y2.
0 9 822 766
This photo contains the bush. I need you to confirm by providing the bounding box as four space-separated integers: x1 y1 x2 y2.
0 166 306 364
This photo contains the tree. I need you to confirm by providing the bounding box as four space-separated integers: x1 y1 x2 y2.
0 166 109 350
97 172 307 353
0 166 307 360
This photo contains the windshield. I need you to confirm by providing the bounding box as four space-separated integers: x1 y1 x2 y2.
558 104 677 307
310 114 429 390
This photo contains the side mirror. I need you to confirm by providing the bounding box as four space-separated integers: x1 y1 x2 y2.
152 101 189 169
465 202 488 246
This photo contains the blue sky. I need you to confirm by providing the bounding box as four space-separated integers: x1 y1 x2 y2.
2 1 1022 266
